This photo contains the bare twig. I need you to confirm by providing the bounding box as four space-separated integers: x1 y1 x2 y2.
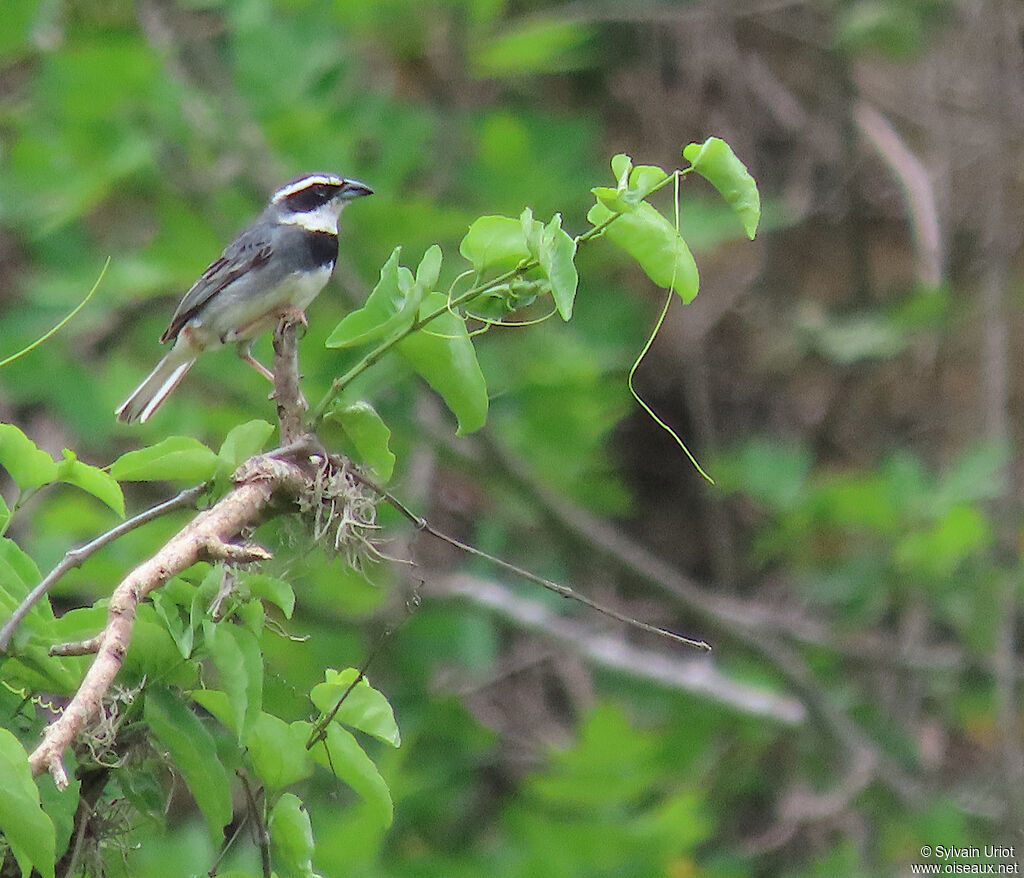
743 747 877 854
350 469 711 651
50 636 103 657
436 573 804 723
237 771 271 878
0 483 207 653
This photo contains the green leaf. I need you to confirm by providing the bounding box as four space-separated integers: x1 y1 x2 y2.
627 164 670 201
203 620 263 741
110 436 217 483
310 668 401 747
0 423 58 490
537 213 578 320
593 155 669 212
152 591 194 659
55 449 124 516
191 690 313 791
239 571 295 619
246 713 313 791
415 244 443 291
459 216 530 274
0 536 52 644
326 247 421 348
326 401 396 483
218 420 275 473
37 767 80 865
471 17 595 77
683 137 760 239
0 494 9 533
269 793 316 878
520 207 543 256
144 685 232 841
397 292 488 435
587 201 699 303
611 153 632 187
0 728 56 878
301 721 393 827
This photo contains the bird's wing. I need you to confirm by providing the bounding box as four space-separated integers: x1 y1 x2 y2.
159 224 273 343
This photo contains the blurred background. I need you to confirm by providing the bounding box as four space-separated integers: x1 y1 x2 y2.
2 0 1023 875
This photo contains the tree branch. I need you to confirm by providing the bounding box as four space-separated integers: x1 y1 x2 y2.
435 573 804 724
29 317 316 786
0 484 207 653
272 318 308 446
28 456 309 785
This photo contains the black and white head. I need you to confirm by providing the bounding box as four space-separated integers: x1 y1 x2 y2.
268 173 373 234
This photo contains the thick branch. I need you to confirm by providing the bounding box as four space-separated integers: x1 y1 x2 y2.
28 456 308 785
272 318 308 445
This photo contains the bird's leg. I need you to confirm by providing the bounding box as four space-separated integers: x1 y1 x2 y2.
237 340 275 383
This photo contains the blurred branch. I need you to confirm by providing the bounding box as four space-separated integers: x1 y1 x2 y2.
476 434 964 676
0 483 207 653
854 100 943 287
434 573 804 724
743 747 876 854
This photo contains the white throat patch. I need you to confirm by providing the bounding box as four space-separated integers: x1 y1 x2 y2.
280 202 342 234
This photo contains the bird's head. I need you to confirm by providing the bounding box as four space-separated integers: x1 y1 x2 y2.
269 173 373 234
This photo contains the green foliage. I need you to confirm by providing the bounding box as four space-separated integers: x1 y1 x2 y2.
270 793 317 878
837 0 951 58
0 728 55 878
110 436 218 483
716 439 1005 635
5 1 995 876
326 402 397 483
683 137 761 240
0 106 759 868
145 684 234 841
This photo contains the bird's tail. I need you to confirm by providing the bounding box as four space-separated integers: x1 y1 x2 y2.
115 350 197 424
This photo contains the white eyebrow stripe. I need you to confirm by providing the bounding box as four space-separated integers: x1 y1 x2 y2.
271 174 345 203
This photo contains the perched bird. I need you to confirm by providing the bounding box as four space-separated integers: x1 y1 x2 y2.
116 173 373 423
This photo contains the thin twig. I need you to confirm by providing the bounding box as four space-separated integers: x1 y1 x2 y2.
237 771 271 878
0 483 207 653
208 808 249 877
350 470 711 651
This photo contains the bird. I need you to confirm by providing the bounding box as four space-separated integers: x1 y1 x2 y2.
115 172 373 423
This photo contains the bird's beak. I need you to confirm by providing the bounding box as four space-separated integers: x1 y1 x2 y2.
340 179 373 200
